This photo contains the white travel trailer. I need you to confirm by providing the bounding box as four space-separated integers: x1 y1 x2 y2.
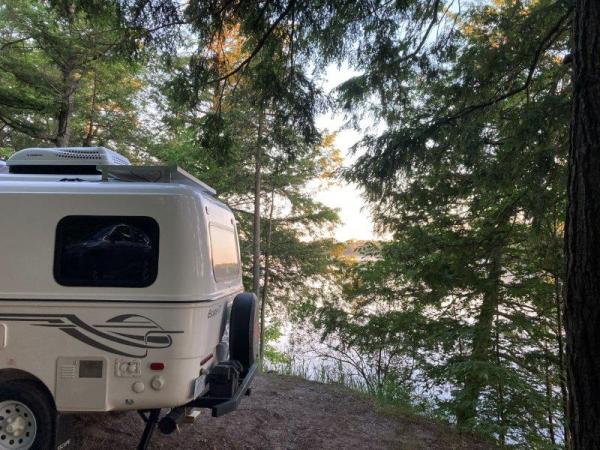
0 147 258 449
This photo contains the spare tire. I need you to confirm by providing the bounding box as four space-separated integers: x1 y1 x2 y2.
229 292 259 375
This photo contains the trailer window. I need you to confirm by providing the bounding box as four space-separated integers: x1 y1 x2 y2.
54 216 159 287
209 223 240 282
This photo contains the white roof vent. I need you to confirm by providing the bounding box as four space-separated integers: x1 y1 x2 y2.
7 147 130 174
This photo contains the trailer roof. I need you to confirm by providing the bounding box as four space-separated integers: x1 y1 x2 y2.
0 164 216 196
1 147 217 195
98 165 216 195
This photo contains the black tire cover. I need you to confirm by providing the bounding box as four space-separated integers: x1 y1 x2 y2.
229 292 259 374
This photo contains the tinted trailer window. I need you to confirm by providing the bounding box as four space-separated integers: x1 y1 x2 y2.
209 223 240 282
54 215 159 287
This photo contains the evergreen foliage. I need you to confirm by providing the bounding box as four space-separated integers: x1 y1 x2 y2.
311 0 572 446
0 0 145 150
0 0 583 447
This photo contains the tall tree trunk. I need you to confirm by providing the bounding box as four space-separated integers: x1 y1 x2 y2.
456 247 502 428
83 69 98 147
55 61 77 147
555 275 570 449
545 345 557 446
259 184 276 366
252 111 264 297
55 3 77 147
565 1 600 447
495 327 506 446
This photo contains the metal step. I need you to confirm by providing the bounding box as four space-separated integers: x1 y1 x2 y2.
184 408 202 423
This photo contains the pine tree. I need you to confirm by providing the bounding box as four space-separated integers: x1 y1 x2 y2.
0 0 144 149
318 0 572 444
144 22 340 364
565 0 600 447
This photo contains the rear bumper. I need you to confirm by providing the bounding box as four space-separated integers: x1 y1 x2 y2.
190 362 257 417
157 363 257 435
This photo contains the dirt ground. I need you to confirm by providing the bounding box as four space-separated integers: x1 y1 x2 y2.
71 373 493 450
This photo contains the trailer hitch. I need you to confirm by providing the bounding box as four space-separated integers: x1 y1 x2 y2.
135 361 257 448
158 362 257 435
189 361 256 417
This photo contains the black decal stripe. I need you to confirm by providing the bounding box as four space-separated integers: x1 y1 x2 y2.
62 314 172 349
113 332 171 344
0 313 184 357
58 315 153 349
0 315 70 322
112 332 150 341
106 314 156 324
61 328 145 358
146 336 170 344
105 331 172 347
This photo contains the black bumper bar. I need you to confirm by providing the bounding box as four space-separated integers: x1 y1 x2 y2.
189 362 257 417
158 362 258 435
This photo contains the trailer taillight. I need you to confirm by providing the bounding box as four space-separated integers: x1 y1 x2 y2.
150 362 165 371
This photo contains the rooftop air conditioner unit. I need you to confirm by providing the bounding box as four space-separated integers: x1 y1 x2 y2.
6 147 130 174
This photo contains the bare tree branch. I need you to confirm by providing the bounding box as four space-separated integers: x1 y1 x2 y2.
397 0 441 64
205 0 297 85
435 5 573 127
0 37 29 51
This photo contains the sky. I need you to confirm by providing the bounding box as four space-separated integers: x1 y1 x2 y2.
313 65 380 242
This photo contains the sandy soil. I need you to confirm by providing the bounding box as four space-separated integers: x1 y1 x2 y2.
70 373 493 449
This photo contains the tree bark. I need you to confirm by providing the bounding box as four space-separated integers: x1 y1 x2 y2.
565 1 600 447
555 275 570 449
252 110 264 298
259 183 276 365
495 327 506 446
83 69 98 147
456 247 502 428
55 3 78 147
544 346 556 446
55 61 77 147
